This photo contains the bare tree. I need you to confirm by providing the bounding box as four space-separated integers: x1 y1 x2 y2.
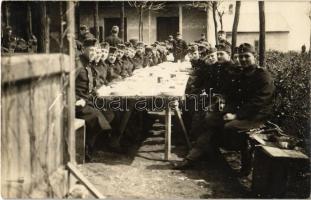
128 1 165 41
259 1 265 67
120 2 125 41
212 2 218 45
231 1 241 57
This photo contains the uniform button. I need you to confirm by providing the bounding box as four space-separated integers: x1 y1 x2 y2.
238 88 242 92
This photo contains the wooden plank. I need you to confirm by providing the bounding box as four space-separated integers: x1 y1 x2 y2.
262 146 309 159
1 54 70 83
66 1 76 164
164 105 172 160
66 163 106 199
74 118 85 130
174 106 191 149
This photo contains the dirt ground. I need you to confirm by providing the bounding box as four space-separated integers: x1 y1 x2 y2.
77 118 252 199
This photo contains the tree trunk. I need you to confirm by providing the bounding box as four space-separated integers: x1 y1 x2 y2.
39 2 49 53
139 5 143 41
259 1 265 67
231 1 241 58
141 7 144 42
60 1 63 52
120 1 125 41
27 2 32 40
3 2 10 26
75 2 80 40
94 2 99 40
212 2 218 45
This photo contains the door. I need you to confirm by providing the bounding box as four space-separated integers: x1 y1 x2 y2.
156 17 179 42
104 18 127 41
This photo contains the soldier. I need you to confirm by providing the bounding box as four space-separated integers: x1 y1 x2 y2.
232 46 240 66
217 30 231 46
93 42 110 87
175 43 275 175
195 33 207 43
105 25 123 47
132 42 148 69
122 42 135 76
75 37 113 161
1 26 16 53
79 25 95 43
105 47 122 82
145 46 158 67
173 32 188 62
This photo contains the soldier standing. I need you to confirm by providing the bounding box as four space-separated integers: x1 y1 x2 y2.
173 32 188 62
105 26 123 47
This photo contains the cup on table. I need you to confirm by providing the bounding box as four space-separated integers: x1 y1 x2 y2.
170 73 176 78
157 77 163 83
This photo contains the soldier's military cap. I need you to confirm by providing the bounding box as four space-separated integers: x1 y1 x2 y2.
145 46 153 52
100 42 110 49
5 26 12 31
83 37 97 47
117 43 126 50
198 43 207 51
111 26 119 32
129 38 138 46
238 43 255 54
80 25 88 31
218 30 226 34
168 35 173 39
187 45 198 53
206 47 217 55
124 42 133 48
216 43 231 54
136 42 145 48
109 47 118 54
176 32 181 36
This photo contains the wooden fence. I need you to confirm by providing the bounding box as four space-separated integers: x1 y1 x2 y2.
1 54 75 198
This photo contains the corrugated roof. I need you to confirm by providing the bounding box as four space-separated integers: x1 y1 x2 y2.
223 12 290 32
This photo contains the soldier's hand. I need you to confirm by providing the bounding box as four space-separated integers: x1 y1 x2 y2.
223 113 237 121
76 99 86 107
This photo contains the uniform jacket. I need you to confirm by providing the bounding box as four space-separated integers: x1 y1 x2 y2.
132 54 148 69
122 56 134 76
105 34 123 47
224 64 275 120
75 55 97 101
105 60 122 82
93 60 109 88
173 39 188 60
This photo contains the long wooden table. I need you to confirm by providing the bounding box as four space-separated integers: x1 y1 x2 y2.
97 61 192 160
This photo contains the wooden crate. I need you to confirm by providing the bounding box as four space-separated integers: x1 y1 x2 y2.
252 145 310 198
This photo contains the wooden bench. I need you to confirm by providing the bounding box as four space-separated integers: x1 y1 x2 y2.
74 118 86 164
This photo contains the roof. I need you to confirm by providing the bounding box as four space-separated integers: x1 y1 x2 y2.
223 12 290 33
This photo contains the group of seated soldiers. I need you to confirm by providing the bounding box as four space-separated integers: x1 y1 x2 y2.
175 40 275 176
75 30 171 161
75 25 275 176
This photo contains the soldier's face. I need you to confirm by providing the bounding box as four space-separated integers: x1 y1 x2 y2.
136 47 144 55
190 51 199 60
128 49 136 58
108 53 117 63
233 54 240 65
205 52 217 65
84 46 96 61
239 52 255 67
95 47 102 62
101 48 109 61
218 33 226 41
217 51 230 63
116 50 124 59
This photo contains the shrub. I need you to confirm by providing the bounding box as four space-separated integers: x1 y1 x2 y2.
265 51 310 152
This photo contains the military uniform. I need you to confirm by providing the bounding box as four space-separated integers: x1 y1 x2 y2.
75 55 113 156
105 59 122 82
121 56 134 77
93 60 109 88
173 38 188 62
105 35 123 47
132 54 147 69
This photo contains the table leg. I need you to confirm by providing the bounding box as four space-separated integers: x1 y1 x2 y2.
174 106 192 149
165 105 172 160
117 108 133 142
